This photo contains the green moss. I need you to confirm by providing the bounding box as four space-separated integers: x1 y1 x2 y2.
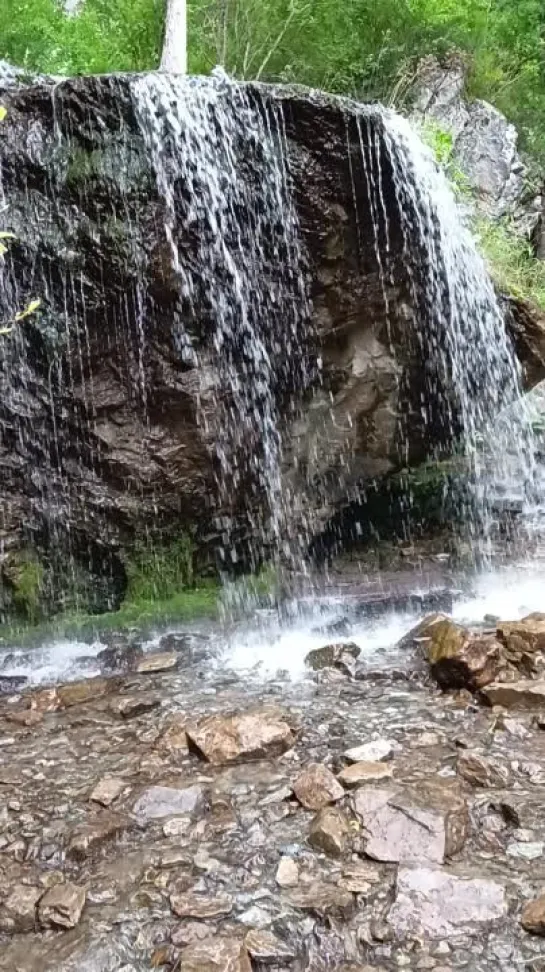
4 551 45 622
125 536 196 602
474 218 545 311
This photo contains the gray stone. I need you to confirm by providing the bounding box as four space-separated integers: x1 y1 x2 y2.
132 784 205 821
389 866 506 937
0 885 41 932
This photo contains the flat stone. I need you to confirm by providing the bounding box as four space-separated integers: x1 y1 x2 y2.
344 739 394 763
497 615 545 655
67 813 128 860
305 642 360 673
177 937 251 972
457 752 510 788
276 857 299 888
133 784 205 821
483 680 545 709
186 707 294 765
135 651 178 674
89 776 126 807
57 677 113 708
338 761 393 787
110 695 160 719
286 883 354 918
38 882 86 929
521 894 545 934
292 762 344 809
308 807 350 857
389 867 506 937
170 892 233 919
338 861 383 893
354 782 468 864
244 929 295 963
0 885 42 932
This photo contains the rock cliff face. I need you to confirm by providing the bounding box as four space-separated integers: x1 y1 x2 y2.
0 73 542 615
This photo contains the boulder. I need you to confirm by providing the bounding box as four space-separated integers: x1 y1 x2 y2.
389 866 506 937
403 614 502 690
292 763 345 810
521 894 545 935
353 782 468 864
186 707 295 764
482 679 545 709
497 614 545 670
308 807 350 857
305 642 360 674
38 882 86 930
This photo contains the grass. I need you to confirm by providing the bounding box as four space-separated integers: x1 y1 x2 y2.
475 218 545 311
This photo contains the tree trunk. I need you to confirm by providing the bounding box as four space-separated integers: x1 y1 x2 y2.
160 0 187 74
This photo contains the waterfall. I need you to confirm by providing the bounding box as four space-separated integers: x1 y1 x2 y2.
355 107 536 554
131 71 313 571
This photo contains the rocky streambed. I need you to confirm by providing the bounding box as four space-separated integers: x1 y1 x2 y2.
3 568 545 970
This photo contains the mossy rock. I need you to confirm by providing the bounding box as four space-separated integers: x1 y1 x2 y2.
2 550 45 621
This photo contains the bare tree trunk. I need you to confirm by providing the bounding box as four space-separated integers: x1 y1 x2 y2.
160 0 187 74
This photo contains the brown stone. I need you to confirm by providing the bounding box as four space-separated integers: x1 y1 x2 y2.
6 708 43 726
89 776 126 807
498 614 545 658
135 651 178 674
186 707 295 765
308 807 350 857
57 677 112 708
354 782 468 864
521 894 545 935
0 885 41 933
38 882 86 929
338 761 393 787
67 812 128 860
244 929 295 963
416 616 502 690
110 695 160 719
29 687 61 714
170 892 233 919
338 861 383 894
457 751 510 788
292 762 344 810
156 715 189 754
482 679 545 709
177 938 251 972
286 883 354 918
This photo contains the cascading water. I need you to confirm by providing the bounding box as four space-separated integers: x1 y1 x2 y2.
354 107 536 556
131 71 313 573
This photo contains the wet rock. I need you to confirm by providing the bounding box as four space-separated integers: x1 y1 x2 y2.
286 883 354 918
5 707 43 726
354 782 468 864
67 812 128 860
497 614 545 658
276 857 299 887
97 640 143 673
30 687 61 713
292 762 344 809
482 679 545 709
409 615 502 690
132 784 205 821
89 776 126 807
308 806 350 857
338 761 393 787
457 752 510 788
244 929 296 963
170 892 233 918
0 884 41 932
521 894 545 935
389 866 506 937
38 882 86 929
0 675 27 693
109 694 160 719
135 651 178 674
305 642 360 674
177 938 251 972
344 739 393 763
186 707 295 764
57 677 113 708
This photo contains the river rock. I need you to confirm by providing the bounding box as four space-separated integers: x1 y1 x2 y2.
132 784 205 821
135 651 178 674
276 857 299 887
482 679 545 709
170 892 233 919
38 882 86 929
354 782 468 864
244 929 296 963
292 762 345 809
409 615 502 690
389 866 506 937
457 751 510 788
67 812 129 860
0 885 42 933
338 761 393 787
177 938 251 972
497 614 545 658
344 739 394 763
521 894 545 934
57 677 113 708
90 776 126 806
186 707 295 764
110 694 160 719
305 642 360 673
308 806 350 857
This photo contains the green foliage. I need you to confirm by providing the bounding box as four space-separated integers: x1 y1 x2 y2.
475 218 545 311
126 535 195 602
6 551 45 621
